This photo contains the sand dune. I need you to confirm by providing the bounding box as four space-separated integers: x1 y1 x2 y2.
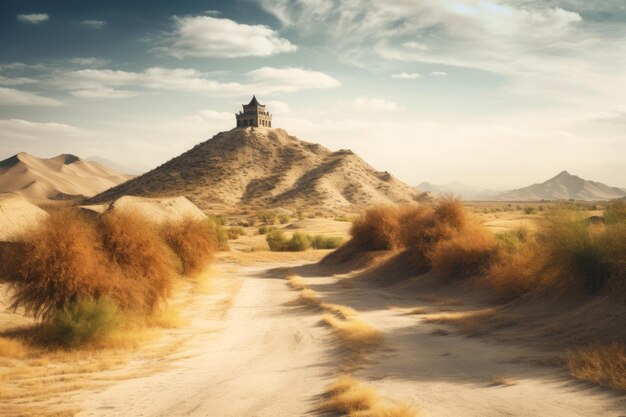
0 152 134 201
0 193 47 241
81 195 206 223
87 127 429 211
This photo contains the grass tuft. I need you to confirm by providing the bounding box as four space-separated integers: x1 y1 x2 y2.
567 343 626 391
322 314 382 349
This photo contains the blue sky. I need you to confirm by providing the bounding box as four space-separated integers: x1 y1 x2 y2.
0 0 624 187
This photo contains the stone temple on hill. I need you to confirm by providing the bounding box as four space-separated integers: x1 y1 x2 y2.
236 95 272 128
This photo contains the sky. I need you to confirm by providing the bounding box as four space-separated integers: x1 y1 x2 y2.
0 0 625 188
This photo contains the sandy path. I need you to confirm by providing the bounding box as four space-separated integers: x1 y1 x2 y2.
78 264 334 417
77 262 626 417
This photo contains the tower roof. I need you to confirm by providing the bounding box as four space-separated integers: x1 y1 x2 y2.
247 95 260 106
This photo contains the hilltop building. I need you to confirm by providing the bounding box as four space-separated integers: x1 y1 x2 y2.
236 95 272 128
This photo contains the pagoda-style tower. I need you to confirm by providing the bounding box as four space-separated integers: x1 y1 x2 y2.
236 95 272 128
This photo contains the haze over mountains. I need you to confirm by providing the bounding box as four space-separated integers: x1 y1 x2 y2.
0 152 133 201
88 127 429 211
419 171 625 201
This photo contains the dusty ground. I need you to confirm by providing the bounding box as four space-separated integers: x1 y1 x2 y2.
2 233 624 416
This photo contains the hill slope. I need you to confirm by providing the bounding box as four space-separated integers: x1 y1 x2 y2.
0 153 133 201
498 171 625 201
88 127 428 211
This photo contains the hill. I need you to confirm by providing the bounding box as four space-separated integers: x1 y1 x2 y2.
415 181 501 200
497 171 625 201
0 152 134 201
87 127 429 212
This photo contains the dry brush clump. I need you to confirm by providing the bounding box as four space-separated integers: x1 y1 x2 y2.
162 218 217 276
4 209 218 347
320 375 418 417
567 343 626 391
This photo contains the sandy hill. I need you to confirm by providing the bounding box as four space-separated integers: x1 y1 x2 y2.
0 152 133 201
498 171 626 201
81 195 206 224
0 194 48 241
88 127 428 211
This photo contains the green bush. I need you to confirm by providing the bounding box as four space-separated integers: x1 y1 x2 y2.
278 214 291 224
227 226 245 240
604 200 626 224
312 235 344 249
266 230 288 251
523 206 537 214
258 225 277 235
495 228 528 252
287 232 312 251
258 211 277 225
46 298 121 347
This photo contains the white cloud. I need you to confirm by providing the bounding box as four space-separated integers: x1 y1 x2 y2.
247 67 340 93
17 13 49 24
69 57 108 66
0 75 37 86
0 87 60 106
430 71 447 76
258 0 625 105
71 88 139 99
81 20 107 29
0 119 83 140
392 72 421 79
55 66 340 98
162 16 297 58
352 97 399 111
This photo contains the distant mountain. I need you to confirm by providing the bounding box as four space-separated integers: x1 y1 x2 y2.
497 171 626 201
0 152 134 201
415 181 499 200
86 156 145 175
87 127 430 211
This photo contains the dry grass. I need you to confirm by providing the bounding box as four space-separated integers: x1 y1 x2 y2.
286 274 307 290
320 375 418 417
7 210 116 320
428 224 498 278
322 303 358 320
322 314 383 349
100 210 177 310
567 343 626 391
162 217 216 276
320 375 379 414
0 336 28 358
298 288 322 307
350 205 400 251
423 308 497 336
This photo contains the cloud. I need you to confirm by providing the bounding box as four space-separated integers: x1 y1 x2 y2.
258 0 626 105
247 67 340 93
17 13 49 24
0 75 37 86
161 16 296 58
0 87 60 106
81 20 107 29
430 71 447 76
392 72 421 79
55 66 340 98
71 88 139 99
352 97 399 111
69 57 109 66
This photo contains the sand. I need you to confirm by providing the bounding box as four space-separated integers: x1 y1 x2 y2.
70 259 626 417
0 152 132 201
0 193 47 241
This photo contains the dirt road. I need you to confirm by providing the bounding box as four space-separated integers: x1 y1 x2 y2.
78 262 626 417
